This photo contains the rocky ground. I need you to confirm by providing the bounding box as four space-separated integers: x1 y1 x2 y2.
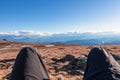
0 40 120 80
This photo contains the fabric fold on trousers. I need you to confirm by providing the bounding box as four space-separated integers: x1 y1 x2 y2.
10 47 50 80
83 47 120 80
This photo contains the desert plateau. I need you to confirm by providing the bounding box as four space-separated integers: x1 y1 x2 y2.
1 40 120 80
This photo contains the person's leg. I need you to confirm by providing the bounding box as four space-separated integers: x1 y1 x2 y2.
83 47 120 80
10 47 50 80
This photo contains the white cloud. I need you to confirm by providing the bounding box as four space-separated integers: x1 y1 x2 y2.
0 30 52 36
0 28 120 37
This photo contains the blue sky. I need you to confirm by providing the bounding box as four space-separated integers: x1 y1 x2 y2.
0 0 120 33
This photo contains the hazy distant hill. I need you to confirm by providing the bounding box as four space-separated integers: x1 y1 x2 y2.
0 31 120 45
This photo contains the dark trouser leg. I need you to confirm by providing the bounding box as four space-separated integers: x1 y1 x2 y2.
10 47 50 80
83 47 120 80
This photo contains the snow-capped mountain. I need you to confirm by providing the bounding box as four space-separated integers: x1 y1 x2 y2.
0 30 120 45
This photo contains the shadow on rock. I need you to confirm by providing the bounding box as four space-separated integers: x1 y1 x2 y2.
51 54 87 76
0 58 15 63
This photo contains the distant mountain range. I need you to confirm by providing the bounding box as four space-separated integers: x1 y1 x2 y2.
0 31 120 45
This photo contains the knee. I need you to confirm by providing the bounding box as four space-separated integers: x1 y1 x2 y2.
20 47 38 55
22 47 37 52
88 47 105 56
22 47 34 50
91 47 102 52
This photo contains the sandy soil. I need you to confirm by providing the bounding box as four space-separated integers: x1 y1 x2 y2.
0 41 120 80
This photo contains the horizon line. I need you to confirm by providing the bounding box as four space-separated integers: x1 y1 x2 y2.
0 30 120 36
